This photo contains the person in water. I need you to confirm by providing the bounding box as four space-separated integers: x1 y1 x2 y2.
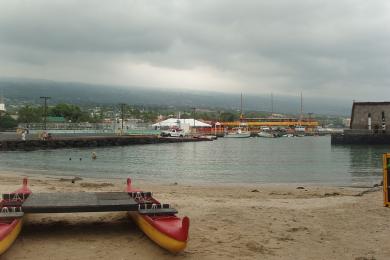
92 152 97 160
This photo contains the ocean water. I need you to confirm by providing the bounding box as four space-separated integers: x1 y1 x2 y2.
0 136 387 186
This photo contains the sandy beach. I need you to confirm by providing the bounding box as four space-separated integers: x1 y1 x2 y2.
1 171 389 260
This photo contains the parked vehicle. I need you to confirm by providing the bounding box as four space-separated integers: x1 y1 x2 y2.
160 128 186 137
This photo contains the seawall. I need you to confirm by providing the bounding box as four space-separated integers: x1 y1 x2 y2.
331 133 390 145
0 135 212 151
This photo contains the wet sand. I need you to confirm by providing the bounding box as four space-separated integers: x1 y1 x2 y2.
1 171 389 260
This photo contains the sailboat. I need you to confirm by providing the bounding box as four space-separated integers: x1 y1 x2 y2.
225 126 251 138
225 93 251 138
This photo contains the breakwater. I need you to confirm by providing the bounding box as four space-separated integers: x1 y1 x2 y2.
0 135 211 151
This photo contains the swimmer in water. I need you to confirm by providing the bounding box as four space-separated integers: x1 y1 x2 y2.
92 152 97 160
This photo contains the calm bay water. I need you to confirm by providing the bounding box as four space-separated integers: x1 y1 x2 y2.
0 136 387 186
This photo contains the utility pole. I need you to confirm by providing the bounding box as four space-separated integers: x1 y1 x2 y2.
40 96 50 130
192 107 196 131
271 92 274 115
299 92 303 125
300 92 303 116
120 103 126 134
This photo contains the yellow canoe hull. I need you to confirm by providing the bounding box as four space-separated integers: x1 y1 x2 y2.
129 213 187 253
0 219 23 255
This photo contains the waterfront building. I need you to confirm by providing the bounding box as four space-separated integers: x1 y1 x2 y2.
350 102 390 132
152 118 212 133
332 101 390 144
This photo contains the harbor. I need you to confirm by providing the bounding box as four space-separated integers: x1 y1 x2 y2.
1 0 390 258
0 136 384 186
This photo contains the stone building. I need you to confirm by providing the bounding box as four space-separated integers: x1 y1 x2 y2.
350 102 390 131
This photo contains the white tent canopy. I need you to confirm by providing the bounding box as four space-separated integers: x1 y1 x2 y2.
152 118 212 128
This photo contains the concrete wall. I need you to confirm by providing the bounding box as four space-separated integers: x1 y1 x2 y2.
351 102 390 130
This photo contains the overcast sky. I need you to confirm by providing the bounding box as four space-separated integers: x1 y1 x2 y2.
0 0 389 100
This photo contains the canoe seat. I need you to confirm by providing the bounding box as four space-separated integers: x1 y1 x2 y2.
2 193 29 201
0 212 24 220
138 208 178 215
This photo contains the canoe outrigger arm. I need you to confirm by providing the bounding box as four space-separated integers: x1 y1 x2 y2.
1 178 189 255
0 191 177 215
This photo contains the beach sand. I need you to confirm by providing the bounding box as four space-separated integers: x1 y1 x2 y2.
1 171 389 260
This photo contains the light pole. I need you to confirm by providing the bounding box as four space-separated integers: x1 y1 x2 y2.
120 103 126 134
40 96 50 130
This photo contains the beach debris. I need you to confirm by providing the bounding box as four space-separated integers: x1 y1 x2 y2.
59 177 82 183
269 191 293 196
246 241 273 254
287 226 309 233
296 186 305 189
71 177 82 184
251 189 259 192
80 182 114 188
172 182 178 185
355 257 376 260
324 192 340 197
353 187 380 197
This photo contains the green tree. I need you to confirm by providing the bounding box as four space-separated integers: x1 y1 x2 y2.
50 103 90 122
18 106 43 123
141 111 158 123
0 114 18 130
220 112 239 122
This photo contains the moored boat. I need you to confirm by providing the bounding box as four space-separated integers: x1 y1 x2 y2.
258 131 276 138
126 178 189 253
225 128 251 138
0 178 31 255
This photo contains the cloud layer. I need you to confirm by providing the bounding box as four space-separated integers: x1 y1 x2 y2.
1 0 390 100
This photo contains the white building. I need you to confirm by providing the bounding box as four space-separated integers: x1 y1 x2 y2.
152 118 211 132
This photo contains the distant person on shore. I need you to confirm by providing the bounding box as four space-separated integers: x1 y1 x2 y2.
21 131 26 141
40 131 49 140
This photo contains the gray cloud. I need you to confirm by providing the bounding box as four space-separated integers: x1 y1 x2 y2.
0 0 390 100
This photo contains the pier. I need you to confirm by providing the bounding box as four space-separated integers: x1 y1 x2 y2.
0 135 212 151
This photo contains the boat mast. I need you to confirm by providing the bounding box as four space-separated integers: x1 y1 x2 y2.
240 92 243 120
299 92 303 126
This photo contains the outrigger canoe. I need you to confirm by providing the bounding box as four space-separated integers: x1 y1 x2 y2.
1 178 188 255
0 178 31 255
126 178 189 253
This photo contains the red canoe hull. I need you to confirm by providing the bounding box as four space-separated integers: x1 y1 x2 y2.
126 178 189 253
0 178 31 255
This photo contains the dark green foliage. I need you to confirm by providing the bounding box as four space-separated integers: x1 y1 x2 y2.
17 106 43 123
0 113 18 129
17 103 96 123
49 103 86 122
220 112 239 122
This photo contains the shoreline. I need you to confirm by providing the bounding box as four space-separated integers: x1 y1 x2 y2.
1 170 390 259
0 168 382 189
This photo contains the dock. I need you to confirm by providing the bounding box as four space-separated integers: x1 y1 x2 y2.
0 135 212 151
